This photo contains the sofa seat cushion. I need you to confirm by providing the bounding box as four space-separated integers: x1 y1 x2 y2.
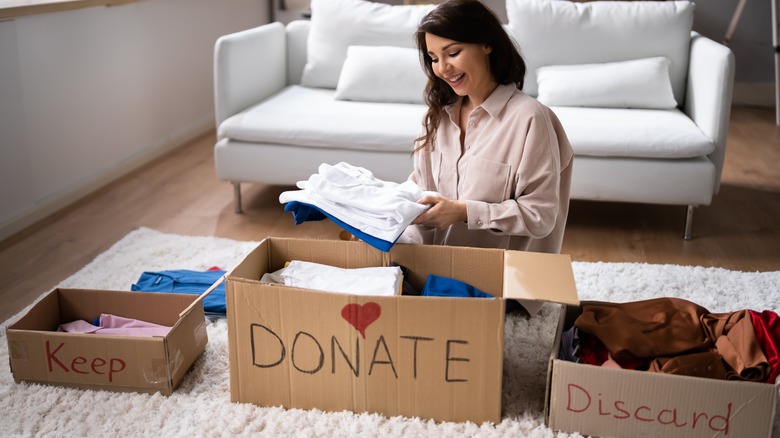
219 85 426 153
552 107 714 159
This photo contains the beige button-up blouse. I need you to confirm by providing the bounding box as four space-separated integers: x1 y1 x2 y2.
401 83 573 254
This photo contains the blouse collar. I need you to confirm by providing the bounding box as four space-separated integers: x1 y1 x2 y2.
444 83 518 122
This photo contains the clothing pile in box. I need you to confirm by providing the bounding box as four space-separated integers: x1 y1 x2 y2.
559 297 780 383
54 267 228 337
261 259 521 312
58 314 172 337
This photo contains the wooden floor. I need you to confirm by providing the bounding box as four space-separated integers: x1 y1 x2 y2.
1 105 778 323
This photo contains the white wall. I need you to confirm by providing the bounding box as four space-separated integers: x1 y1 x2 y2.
0 0 269 240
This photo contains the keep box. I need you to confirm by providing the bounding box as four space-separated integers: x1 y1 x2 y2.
6 288 208 395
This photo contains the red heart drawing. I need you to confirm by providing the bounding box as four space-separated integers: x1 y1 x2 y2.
341 302 382 339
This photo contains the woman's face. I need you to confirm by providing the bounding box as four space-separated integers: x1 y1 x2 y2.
424 32 493 100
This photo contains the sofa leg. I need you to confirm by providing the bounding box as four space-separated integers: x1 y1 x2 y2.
683 205 695 240
233 181 243 214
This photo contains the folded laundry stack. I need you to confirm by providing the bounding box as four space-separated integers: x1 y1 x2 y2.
261 260 403 296
279 162 437 251
260 260 521 313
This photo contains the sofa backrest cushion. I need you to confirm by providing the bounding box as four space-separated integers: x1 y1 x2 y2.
505 0 694 104
335 45 428 104
536 57 678 109
301 0 435 89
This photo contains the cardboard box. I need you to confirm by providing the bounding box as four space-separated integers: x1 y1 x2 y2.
545 303 779 438
225 237 579 423
6 288 208 395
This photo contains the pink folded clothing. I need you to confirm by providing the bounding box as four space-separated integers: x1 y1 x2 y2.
58 314 172 337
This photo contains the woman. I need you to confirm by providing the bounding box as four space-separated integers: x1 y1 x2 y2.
400 0 574 254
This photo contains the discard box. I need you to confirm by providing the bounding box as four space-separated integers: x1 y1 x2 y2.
6 288 208 395
545 303 779 438
225 237 580 424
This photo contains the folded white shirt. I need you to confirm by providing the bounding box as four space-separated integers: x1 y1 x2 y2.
280 260 402 296
279 162 438 243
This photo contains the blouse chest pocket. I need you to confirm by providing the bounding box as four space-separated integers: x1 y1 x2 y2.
460 156 511 203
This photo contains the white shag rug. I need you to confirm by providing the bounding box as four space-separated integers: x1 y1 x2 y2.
2 227 780 437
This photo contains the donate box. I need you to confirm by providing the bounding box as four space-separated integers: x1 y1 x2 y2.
6 288 208 395
545 303 779 438
225 237 580 424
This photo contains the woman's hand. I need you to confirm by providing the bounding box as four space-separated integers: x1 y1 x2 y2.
412 195 467 229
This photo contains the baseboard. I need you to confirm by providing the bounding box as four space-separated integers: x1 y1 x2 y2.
732 81 777 107
0 118 215 243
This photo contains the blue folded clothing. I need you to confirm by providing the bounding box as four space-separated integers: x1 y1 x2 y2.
284 200 396 252
131 269 226 316
421 274 521 313
422 274 494 299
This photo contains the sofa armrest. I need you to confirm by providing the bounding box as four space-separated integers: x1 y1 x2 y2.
214 22 287 130
683 32 735 192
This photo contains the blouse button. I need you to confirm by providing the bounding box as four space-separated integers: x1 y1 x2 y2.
477 220 483 226
469 121 475 127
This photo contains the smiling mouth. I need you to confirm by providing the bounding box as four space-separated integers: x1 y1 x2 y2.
447 73 464 84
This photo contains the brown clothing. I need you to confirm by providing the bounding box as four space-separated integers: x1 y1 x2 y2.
575 298 771 381
701 310 771 380
648 352 729 380
400 84 573 254
575 298 712 363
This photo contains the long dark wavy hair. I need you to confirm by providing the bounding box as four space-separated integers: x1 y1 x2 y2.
414 0 526 151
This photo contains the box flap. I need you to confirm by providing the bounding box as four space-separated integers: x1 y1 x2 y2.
502 251 579 305
227 239 270 281
8 289 60 331
268 237 386 271
390 243 503 297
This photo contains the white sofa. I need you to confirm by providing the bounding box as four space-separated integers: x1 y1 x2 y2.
213 0 734 239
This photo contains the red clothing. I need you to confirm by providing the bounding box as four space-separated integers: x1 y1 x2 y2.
749 310 780 383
